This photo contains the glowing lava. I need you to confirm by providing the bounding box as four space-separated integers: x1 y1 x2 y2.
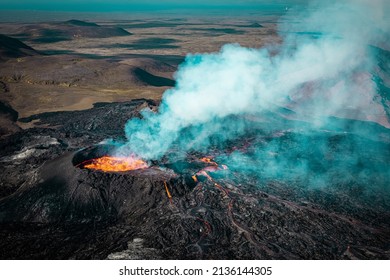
82 155 148 172
164 181 172 200
199 157 217 165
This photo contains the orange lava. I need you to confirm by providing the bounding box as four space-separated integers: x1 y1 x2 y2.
164 181 172 199
83 155 148 172
199 157 217 165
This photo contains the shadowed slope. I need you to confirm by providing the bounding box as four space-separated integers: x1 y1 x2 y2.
0 34 39 60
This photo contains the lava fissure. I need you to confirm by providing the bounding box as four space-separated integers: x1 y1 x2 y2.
163 181 173 201
187 156 268 255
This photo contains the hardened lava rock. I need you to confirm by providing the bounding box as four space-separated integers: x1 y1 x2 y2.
0 99 389 259
0 143 193 224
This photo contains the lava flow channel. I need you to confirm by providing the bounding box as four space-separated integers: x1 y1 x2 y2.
81 155 148 172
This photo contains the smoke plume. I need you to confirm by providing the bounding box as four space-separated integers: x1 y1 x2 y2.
119 0 389 188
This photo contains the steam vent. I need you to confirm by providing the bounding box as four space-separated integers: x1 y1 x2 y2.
0 99 389 259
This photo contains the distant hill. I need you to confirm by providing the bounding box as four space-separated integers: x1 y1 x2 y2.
245 22 264 28
13 20 132 43
0 51 177 90
0 34 39 61
64 20 99 27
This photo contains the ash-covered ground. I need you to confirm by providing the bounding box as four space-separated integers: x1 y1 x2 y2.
0 99 389 259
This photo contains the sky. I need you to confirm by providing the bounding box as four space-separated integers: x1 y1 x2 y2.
0 0 308 12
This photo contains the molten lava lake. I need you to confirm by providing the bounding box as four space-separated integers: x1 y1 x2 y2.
73 145 149 172
80 156 148 172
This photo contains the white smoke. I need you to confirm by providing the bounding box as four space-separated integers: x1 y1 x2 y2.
122 0 390 160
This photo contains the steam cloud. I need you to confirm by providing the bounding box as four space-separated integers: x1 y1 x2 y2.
120 0 389 187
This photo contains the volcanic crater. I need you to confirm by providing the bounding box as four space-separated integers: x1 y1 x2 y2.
0 99 389 259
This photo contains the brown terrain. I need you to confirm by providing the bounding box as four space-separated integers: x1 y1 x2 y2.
0 16 279 133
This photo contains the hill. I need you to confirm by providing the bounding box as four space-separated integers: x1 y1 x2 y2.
0 34 39 60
